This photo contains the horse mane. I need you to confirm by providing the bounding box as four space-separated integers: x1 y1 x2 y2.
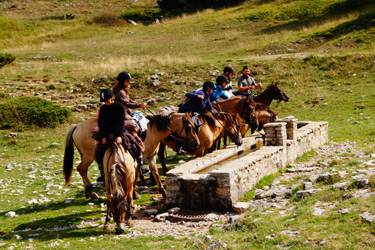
198 113 217 129
199 112 235 129
146 113 173 131
214 112 236 127
108 143 127 199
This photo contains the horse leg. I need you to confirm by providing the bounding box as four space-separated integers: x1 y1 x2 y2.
103 199 111 231
148 155 166 198
157 142 169 175
76 158 98 199
133 167 141 200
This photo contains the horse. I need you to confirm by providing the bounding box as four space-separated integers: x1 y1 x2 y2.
253 81 289 106
103 142 135 234
63 113 199 199
157 111 242 173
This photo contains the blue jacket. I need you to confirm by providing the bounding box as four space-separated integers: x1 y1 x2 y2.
179 90 214 113
195 84 230 102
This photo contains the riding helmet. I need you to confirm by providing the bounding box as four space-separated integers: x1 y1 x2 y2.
216 75 230 85
224 66 236 75
117 71 131 83
100 89 113 102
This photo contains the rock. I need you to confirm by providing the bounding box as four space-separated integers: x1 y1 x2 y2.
312 207 325 216
14 235 23 240
152 80 160 86
205 213 220 221
8 133 17 138
332 182 349 190
144 209 158 216
204 235 213 243
357 179 370 189
233 202 250 214
55 169 63 174
126 31 134 35
296 189 318 199
361 212 375 224
207 239 227 250
128 19 137 25
154 212 169 222
64 198 75 203
317 172 337 183
280 230 300 236
303 182 313 190
5 211 16 217
339 208 350 214
168 207 181 214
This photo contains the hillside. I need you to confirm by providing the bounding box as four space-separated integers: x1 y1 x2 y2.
1 0 375 249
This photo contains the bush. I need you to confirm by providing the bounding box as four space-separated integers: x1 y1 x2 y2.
0 53 16 68
0 97 71 130
92 14 126 26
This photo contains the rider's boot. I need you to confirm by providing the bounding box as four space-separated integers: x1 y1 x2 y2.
96 163 105 183
137 156 151 176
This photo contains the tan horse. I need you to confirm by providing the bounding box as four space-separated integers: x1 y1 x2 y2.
158 112 242 165
63 113 199 199
103 142 135 234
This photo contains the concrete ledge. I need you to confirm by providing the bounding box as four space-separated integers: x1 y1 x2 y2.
166 120 328 211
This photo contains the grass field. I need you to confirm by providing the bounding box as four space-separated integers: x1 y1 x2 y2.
1 0 375 249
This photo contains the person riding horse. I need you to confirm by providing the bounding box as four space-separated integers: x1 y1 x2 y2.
95 89 150 183
221 66 236 98
233 66 262 98
178 81 216 114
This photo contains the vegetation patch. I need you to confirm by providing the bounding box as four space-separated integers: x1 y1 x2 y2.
0 53 16 68
0 97 71 130
119 6 161 24
91 14 126 26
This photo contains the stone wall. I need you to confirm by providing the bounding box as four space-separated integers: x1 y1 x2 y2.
166 119 328 211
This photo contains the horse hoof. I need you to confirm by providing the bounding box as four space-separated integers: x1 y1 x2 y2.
91 192 99 199
115 227 124 235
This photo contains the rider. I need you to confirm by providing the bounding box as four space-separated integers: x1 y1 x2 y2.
221 66 236 98
234 66 262 97
95 89 150 183
211 75 230 103
178 81 216 114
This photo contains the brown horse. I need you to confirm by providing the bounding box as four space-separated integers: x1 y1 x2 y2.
103 142 135 234
63 113 199 199
157 112 242 173
253 81 289 106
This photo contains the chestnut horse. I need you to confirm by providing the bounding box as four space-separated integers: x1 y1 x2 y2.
103 142 135 234
63 113 199 199
254 81 289 106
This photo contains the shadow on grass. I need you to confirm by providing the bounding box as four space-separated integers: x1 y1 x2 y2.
260 0 375 39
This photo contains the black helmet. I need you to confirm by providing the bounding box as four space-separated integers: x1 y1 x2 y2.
117 71 131 83
203 81 215 91
224 66 236 75
100 89 113 102
216 75 230 85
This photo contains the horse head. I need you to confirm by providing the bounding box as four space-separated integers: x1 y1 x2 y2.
106 193 128 234
271 82 289 102
181 112 200 150
216 112 242 146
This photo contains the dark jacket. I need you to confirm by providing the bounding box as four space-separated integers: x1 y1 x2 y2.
98 101 126 141
179 90 214 113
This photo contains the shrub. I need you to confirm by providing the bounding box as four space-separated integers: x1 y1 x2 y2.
0 53 16 68
92 14 126 26
0 97 71 130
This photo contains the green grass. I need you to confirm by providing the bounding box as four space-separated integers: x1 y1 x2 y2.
1 0 375 248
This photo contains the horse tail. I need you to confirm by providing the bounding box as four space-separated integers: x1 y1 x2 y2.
63 124 77 186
